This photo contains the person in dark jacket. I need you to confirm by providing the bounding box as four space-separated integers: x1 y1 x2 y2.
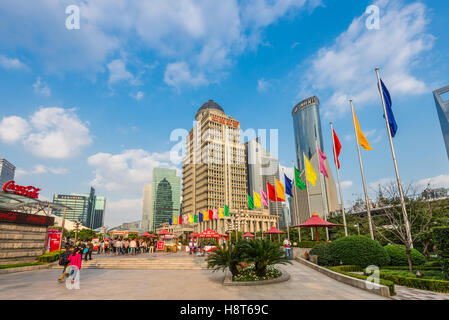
58 247 73 282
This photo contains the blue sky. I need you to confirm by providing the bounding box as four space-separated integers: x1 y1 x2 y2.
0 0 448 227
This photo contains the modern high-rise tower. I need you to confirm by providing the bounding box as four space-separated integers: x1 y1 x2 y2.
0 158 15 188
141 183 153 231
291 96 339 225
182 100 248 215
151 168 180 231
433 85 449 160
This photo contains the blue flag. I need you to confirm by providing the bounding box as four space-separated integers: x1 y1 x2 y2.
169 218 172 225
199 212 203 222
284 174 293 197
380 79 398 138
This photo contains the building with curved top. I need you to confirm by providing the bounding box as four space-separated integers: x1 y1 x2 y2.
291 96 339 226
433 85 449 160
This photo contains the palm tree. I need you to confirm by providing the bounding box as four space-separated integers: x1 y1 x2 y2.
206 243 245 277
241 239 292 277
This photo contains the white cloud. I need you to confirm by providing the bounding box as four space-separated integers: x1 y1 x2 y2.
299 0 434 117
0 107 92 159
87 149 177 194
133 91 144 101
341 181 353 189
32 77 51 96
104 198 142 228
16 165 69 178
257 78 270 92
107 59 134 84
0 55 27 70
368 177 395 192
164 62 208 89
417 175 449 190
0 116 30 143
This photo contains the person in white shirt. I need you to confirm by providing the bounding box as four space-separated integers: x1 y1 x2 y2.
283 238 292 260
129 239 137 255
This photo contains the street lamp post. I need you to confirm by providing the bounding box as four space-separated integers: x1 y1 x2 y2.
74 221 81 243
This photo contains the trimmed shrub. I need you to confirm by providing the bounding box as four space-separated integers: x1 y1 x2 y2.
295 241 326 248
309 243 337 266
37 250 63 263
328 236 390 268
329 266 395 296
380 272 449 294
384 245 426 266
432 227 449 280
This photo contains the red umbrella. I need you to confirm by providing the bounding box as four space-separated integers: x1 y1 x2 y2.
188 232 198 238
141 232 152 237
243 232 255 238
264 227 284 234
158 229 172 241
292 212 339 242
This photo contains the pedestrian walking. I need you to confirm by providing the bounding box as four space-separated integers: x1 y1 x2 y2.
130 239 137 255
114 239 122 255
86 240 93 261
57 247 72 282
67 248 82 289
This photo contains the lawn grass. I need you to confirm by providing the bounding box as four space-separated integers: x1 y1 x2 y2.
381 269 446 281
0 262 44 269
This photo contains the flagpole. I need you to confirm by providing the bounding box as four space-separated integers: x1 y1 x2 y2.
315 138 329 241
376 68 413 248
303 152 314 241
273 178 280 242
292 160 301 242
350 99 375 240
330 122 348 236
282 168 291 242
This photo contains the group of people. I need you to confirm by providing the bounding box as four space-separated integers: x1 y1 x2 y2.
97 238 156 255
187 240 211 256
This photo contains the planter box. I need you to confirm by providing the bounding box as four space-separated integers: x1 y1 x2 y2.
223 269 290 287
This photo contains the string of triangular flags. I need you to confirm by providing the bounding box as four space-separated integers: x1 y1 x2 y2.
169 205 231 225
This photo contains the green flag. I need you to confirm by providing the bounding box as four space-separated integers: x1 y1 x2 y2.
295 167 306 190
224 205 230 216
248 194 254 210
194 214 198 223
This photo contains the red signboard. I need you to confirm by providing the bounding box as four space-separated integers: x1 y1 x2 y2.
2 180 41 199
46 229 61 252
0 211 54 226
157 241 165 251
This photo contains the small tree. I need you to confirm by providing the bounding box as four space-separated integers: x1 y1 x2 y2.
372 183 432 273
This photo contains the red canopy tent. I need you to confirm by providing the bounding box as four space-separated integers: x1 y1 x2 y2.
197 229 221 238
158 229 172 241
243 232 255 238
141 232 153 237
292 212 339 242
264 226 285 242
188 232 198 238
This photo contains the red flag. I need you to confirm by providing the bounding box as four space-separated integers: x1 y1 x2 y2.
332 129 342 169
179 215 183 225
267 182 277 202
209 209 213 220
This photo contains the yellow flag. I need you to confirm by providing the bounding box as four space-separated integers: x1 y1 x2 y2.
275 179 286 202
305 155 317 186
188 214 193 224
219 207 224 218
203 210 209 221
353 108 373 151
173 217 177 225
254 191 261 208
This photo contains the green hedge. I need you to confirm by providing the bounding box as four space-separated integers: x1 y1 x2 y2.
309 243 337 266
380 272 449 294
432 227 449 280
37 250 64 263
328 236 390 268
383 266 440 271
331 265 363 273
0 262 44 269
294 241 326 248
384 245 426 266
329 266 395 296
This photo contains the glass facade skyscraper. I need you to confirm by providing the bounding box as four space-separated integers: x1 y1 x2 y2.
433 85 449 160
0 158 15 188
151 168 180 231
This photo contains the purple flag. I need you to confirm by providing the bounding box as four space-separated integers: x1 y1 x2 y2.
261 188 268 207
183 214 189 224
318 146 329 178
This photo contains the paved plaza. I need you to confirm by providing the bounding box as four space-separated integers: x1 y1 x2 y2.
0 254 387 300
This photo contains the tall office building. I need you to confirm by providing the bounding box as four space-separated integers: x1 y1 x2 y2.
152 168 180 231
141 183 153 231
433 85 449 160
182 100 248 215
0 158 15 188
245 137 284 227
291 96 339 225
53 187 106 229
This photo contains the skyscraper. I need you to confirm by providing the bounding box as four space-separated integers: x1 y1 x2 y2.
291 96 339 225
0 158 15 188
433 85 449 160
53 187 106 229
182 100 248 215
245 137 284 227
141 183 153 231
151 168 180 231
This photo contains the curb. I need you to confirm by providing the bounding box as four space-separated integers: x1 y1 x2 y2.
296 258 390 298
0 261 59 275
223 268 290 287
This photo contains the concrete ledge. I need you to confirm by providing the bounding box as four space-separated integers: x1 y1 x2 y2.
223 268 290 287
0 261 58 275
296 258 390 298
